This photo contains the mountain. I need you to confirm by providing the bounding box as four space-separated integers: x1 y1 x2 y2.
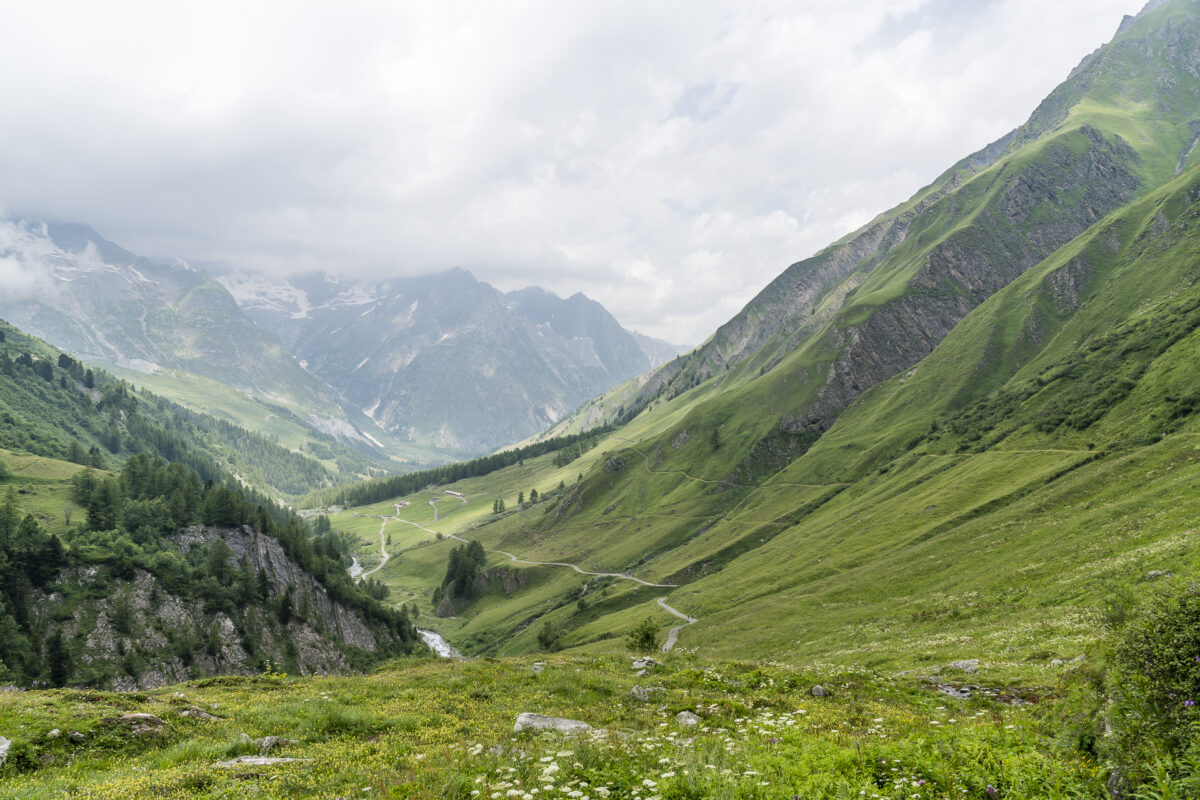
0 318 421 688
568 0 1200 446
308 0 1200 675
0 220 433 483
219 270 685 454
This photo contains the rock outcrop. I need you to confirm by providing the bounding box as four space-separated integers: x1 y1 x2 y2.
513 713 595 734
26 525 408 690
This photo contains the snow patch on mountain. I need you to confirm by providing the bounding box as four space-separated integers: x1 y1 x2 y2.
218 274 313 319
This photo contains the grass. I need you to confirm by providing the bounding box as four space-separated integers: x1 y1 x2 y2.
0 447 92 536
303 160 1200 692
0 653 1109 799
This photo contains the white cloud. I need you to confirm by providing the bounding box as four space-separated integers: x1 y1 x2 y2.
0 0 1145 342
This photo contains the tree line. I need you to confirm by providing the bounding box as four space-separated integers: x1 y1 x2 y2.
320 426 611 509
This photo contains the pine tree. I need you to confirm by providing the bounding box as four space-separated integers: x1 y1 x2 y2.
47 629 71 687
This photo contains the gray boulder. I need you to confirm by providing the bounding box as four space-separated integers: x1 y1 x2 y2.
944 659 979 674
179 707 219 720
255 736 297 755
513 713 594 734
810 685 832 697
215 756 312 768
0 736 8 769
632 657 659 670
531 662 546 675
676 711 701 727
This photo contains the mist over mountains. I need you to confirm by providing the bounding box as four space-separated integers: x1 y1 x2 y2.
0 219 684 463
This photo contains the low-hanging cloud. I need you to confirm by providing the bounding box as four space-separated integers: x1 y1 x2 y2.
0 0 1144 343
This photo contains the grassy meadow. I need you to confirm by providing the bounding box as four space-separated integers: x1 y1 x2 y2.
0 653 1106 799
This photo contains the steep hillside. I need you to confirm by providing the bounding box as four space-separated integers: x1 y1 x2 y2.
0 325 422 687
221 270 683 454
587 0 1200 450
0 319 336 498
0 221 405 480
305 1 1200 673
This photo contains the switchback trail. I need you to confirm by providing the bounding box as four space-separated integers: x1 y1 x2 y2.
614 436 848 489
446 533 696 651
357 495 699 651
361 517 391 579
454 534 676 588
658 597 697 653
614 437 738 487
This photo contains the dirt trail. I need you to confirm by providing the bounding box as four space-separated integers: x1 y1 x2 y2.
658 597 697 653
453 534 676 588
358 492 700 649
614 437 738 487
445 534 695 649
360 517 392 579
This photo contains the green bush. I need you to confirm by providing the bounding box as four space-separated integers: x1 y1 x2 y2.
626 617 659 654
1106 581 1200 786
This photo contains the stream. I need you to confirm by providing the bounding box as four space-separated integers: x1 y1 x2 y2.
418 629 462 659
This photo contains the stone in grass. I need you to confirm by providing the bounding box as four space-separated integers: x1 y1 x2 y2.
214 756 312 768
944 659 980 674
676 711 701 727
178 706 219 721
630 685 649 702
531 662 546 675
0 736 9 769
810 685 832 698
119 713 165 726
513 713 595 735
255 736 297 755
632 657 659 670
118 713 166 737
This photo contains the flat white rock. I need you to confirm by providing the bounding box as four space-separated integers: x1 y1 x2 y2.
214 756 312 768
513 713 594 734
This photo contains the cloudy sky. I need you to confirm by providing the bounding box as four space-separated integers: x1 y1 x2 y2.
0 0 1144 344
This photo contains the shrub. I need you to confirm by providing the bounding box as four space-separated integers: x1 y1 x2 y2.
1106 580 1200 785
626 617 659 654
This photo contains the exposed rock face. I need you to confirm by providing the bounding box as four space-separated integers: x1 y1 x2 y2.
225 270 683 454
28 525 401 690
174 525 380 652
659 123 1142 447
0 736 9 769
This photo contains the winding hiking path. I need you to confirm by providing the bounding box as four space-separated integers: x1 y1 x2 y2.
615 437 739 487
614 436 848 489
354 491 699 651
658 597 697 653
360 517 392 579
445 533 695 651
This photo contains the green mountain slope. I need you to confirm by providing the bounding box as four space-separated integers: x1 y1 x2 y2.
304 1 1200 675
0 220 414 484
0 321 421 688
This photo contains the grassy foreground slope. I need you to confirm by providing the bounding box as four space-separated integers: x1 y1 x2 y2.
0 654 1103 799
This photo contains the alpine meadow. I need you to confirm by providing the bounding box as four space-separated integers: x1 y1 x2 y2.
5 1 1200 798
